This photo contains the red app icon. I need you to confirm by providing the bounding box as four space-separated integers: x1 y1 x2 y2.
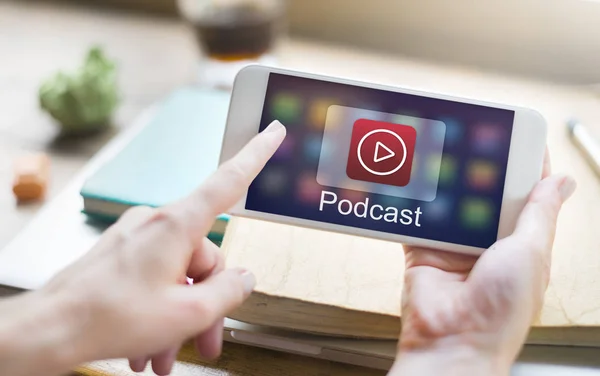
346 119 417 187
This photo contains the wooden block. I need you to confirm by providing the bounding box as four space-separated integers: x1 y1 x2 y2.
12 153 51 202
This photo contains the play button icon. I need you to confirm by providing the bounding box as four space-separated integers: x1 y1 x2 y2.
346 118 417 187
317 105 446 201
374 141 395 163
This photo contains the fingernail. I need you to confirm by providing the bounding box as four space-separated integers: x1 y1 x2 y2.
235 268 256 295
128 357 149 372
263 120 285 134
559 176 577 201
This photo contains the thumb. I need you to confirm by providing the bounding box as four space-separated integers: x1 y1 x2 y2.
175 268 256 333
511 173 576 256
466 174 575 326
469 174 576 292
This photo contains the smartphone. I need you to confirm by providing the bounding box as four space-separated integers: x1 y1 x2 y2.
219 65 547 255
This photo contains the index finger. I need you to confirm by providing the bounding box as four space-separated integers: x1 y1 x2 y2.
164 120 286 244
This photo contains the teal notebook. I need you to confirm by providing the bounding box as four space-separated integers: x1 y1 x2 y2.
80 87 231 242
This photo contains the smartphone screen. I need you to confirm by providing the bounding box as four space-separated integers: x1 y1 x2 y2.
245 73 515 249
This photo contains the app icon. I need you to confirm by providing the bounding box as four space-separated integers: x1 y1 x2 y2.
297 173 323 203
466 160 498 191
272 135 295 160
424 194 452 222
460 198 494 229
438 117 464 146
309 99 337 129
472 124 504 154
271 93 302 124
259 168 288 196
438 155 458 186
346 119 417 187
317 106 445 202
303 134 323 163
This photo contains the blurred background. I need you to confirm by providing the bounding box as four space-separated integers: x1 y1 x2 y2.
13 0 600 84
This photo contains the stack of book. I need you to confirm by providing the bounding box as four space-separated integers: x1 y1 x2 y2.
80 87 230 243
221 216 600 347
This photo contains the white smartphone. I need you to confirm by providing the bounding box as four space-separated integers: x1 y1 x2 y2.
219 65 547 255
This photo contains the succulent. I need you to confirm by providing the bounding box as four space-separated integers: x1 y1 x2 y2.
39 46 120 135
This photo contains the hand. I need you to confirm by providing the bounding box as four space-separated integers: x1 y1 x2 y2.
391 151 576 375
39 120 286 375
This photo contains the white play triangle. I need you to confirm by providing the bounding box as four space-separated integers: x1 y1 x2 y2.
373 141 395 163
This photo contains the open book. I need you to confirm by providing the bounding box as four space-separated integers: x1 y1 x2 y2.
222 216 600 347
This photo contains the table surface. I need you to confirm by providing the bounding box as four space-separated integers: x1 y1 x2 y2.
3 1 600 376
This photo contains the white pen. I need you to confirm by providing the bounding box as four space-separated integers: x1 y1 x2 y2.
567 119 600 178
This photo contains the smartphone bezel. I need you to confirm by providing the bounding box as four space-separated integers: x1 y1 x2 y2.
219 65 547 255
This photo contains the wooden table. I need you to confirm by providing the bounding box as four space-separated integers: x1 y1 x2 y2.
2 1 600 375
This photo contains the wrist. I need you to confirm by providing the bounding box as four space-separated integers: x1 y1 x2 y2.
390 341 511 376
0 289 89 376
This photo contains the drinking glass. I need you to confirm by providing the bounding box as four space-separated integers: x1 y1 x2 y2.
177 0 286 88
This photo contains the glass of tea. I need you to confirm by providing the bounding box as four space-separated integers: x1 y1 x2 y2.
177 0 286 88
